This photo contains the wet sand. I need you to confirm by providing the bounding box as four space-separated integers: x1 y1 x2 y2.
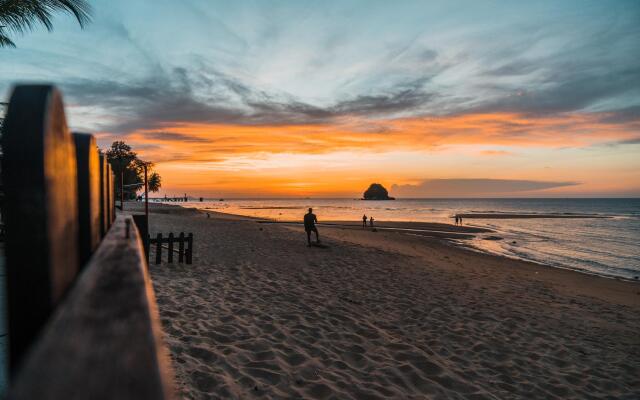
454 213 610 219
132 202 640 399
257 220 490 240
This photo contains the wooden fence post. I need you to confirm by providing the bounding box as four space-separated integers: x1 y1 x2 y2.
132 215 149 266
73 133 101 267
178 232 185 263
109 166 116 222
145 234 150 264
8 215 176 399
155 233 163 265
1 85 79 372
98 154 109 237
167 233 174 263
105 163 112 228
186 233 193 264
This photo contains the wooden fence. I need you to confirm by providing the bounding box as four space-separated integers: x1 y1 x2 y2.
1 84 174 399
149 232 193 264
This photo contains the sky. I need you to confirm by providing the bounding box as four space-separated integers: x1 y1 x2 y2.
1 0 639 197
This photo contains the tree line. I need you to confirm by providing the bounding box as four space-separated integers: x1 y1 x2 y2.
105 141 161 200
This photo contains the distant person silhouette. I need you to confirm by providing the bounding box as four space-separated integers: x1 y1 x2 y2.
459 216 463 225
362 214 367 228
304 208 320 246
369 216 374 227
455 215 459 225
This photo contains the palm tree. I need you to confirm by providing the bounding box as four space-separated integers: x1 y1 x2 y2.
148 172 162 193
134 160 162 193
0 0 92 47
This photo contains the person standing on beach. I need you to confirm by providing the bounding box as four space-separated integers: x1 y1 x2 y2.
455 215 459 225
369 216 375 227
362 214 367 228
304 208 320 246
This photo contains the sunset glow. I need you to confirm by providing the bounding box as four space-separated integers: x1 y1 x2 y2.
105 111 639 197
2 0 639 197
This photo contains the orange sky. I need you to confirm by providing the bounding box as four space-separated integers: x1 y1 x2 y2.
99 111 640 197
4 0 638 198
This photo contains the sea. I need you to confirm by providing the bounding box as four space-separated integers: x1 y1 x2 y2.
180 197 640 281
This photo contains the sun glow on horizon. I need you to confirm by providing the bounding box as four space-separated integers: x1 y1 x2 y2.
101 111 640 197
4 0 638 197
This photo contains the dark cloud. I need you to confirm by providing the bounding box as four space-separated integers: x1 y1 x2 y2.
598 136 640 147
618 136 640 144
61 67 436 133
391 179 579 197
474 68 640 116
243 78 435 123
617 137 640 145
596 105 640 124
55 26 638 137
332 79 434 115
482 60 542 77
244 98 333 124
144 131 210 143
471 17 640 117
61 70 249 133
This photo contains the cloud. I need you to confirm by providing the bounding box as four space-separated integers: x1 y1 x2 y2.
60 66 439 135
596 106 640 124
482 60 542 77
61 69 249 133
479 150 512 156
475 68 640 115
599 136 640 147
4 0 637 187
58 53 638 142
616 137 640 145
143 131 211 143
107 110 640 166
391 179 579 197
330 78 435 116
32 9 638 139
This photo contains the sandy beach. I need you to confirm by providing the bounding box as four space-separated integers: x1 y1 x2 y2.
135 203 640 399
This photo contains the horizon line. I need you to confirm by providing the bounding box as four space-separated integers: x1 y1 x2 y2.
150 196 640 200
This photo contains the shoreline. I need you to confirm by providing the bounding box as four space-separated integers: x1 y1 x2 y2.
460 237 640 284
178 203 640 284
140 201 640 305
270 214 639 308
205 205 639 306
454 213 611 219
136 202 639 398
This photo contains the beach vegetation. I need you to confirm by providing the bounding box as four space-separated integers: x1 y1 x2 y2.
148 172 162 193
105 141 162 199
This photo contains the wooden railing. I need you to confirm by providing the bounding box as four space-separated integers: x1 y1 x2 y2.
1 84 174 399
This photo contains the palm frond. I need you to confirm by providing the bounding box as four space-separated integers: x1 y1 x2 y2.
1 0 53 33
55 0 91 27
0 27 16 47
0 0 92 35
